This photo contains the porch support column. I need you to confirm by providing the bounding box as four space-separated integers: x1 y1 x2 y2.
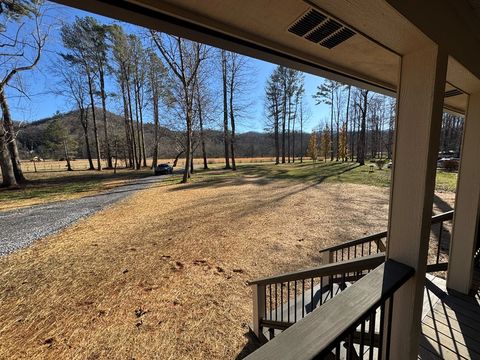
386 45 447 359
447 91 480 294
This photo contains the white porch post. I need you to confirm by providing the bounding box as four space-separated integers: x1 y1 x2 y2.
447 91 480 294
386 45 447 359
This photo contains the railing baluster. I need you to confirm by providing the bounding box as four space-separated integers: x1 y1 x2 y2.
287 281 290 323
280 283 284 322
320 277 323 305
369 311 375 360
275 283 278 321
294 280 297 323
335 342 341 360
436 221 443 264
310 277 314 312
302 279 305 318
385 296 394 359
347 332 354 360
369 241 372 255
360 319 365 359
378 303 385 359
269 284 272 320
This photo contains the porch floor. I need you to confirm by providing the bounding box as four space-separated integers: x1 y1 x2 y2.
419 269 480 359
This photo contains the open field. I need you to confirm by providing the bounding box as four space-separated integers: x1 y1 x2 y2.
0 159 458 212
0 165 455 359
19 157 277 173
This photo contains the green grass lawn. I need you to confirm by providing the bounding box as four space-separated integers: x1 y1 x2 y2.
190 160 457 192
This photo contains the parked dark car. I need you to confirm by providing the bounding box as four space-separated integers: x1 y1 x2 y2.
154 163 173 175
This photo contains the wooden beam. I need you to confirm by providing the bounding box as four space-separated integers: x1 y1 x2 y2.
386 45 447 359
447 91 480 294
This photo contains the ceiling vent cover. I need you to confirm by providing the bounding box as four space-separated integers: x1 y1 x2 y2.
444 89 463 98
288 8 356 49
288 9 326 37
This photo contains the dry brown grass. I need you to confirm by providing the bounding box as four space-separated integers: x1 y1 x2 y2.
0 176 455 359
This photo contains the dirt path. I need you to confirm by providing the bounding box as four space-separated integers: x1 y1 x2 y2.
0 178 455 359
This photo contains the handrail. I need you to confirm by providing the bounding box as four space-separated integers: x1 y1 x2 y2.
319 210 454 255
245 260 414 360
248 253 385 286
319 231 387 254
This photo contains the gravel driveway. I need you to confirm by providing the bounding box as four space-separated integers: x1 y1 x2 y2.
0 175 169 256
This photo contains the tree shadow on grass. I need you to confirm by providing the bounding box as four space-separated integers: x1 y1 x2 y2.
167 162 361 193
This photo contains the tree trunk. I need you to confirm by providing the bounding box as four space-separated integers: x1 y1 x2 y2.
196 87 208 169
287 98 291 163
99 70 112 168
229 71 237 171
173 150 184 168
121 78 133 168
80 114 94 170
345 86 351 162
152 84 160 169
358 91 368 165
126 77 138 169
282 85 287 164
221 51 231 169
300 104 303 163
0 89 25 183
139 96 147 168
0 121 17 187
133 78 142 168
87 73 102 171
330 90 334 161
63 140 73 171
125 79 140 169
274 98 280 165
183 111 192 183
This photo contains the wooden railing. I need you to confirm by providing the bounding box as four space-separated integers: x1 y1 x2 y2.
245 260 414 360
249 253 385 342
249 211 453 344
320 210 454 272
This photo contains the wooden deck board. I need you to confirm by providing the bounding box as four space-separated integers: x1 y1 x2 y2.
419 269 480 360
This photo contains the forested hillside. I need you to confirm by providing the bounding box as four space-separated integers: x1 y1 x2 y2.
15 108 299 161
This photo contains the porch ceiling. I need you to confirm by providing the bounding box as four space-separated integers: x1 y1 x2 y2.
55 0 480 113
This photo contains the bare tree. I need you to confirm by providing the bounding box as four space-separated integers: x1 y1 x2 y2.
110 24 136 168
0 0 47 186
146 49 168 168
151 32 207 183
53 60 94 170
61 17 103 171
221 49 231 169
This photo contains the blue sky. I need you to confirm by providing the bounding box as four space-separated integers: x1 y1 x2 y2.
6 1 330 133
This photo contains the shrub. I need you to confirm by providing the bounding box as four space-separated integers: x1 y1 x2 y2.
375 159 386 170
443 159 459 172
